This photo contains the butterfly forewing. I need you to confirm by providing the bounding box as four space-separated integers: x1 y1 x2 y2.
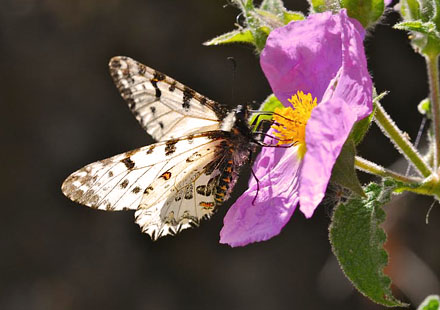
109 56 228 141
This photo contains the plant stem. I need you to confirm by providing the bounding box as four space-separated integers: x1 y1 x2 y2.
355 156 422 184
425 54 440 170
374 102 432 177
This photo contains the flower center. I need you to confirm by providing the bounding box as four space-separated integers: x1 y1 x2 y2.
272 91 317 159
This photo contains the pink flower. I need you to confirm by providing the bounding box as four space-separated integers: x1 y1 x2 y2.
220 10 372 247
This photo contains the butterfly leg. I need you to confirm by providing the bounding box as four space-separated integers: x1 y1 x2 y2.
247 148 260 206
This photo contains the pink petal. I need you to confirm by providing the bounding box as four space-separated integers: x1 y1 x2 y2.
220 145 302 247
333 10 372 121
260 12 343 105
299 97 357 218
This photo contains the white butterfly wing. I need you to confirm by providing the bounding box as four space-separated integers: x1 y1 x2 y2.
62 134 223 212
109 56 228 142
135 145 230 240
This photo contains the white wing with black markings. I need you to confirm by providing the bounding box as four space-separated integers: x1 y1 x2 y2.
109 56 228 142
62 132 232 238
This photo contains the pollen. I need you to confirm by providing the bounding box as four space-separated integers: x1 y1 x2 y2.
272 91 317 158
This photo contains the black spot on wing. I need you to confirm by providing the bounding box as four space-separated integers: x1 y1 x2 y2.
121 157 135 169
151 71 165 98
132 186 141 194
121 179 129 188
144 186 154 195
169 81 176 92
165 139 178 156
183 87 195 110
184 184 194 200
146 145 155 154
138 64 146 75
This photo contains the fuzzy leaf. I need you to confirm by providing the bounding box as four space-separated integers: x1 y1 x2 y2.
330 138 365 197
394 20 440 39
329 181 408 307
203 29 254 46
283 10 305 23
418 295 440 310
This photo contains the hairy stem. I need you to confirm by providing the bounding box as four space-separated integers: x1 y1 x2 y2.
355 156 422 184
426 54 440 170
374 102 432 177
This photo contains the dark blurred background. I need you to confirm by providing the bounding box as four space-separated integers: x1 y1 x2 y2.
1 0 439 309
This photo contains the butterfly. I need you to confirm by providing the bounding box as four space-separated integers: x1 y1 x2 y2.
61 56 278 240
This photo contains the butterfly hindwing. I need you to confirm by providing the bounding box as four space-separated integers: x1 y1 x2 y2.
135 146 233 239
109 56 228 141
61 133 225 212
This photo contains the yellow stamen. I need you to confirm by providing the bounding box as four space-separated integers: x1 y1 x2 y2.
272 91 317 159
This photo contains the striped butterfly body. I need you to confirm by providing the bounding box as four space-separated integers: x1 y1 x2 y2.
62 56 256 240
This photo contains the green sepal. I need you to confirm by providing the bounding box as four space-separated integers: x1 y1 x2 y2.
417 295 440 310
203 29 255 46
248 94 283 130
351 107 376 146
340 0 385 28
329 180 408 307
330 138 365 197
350 91 384 146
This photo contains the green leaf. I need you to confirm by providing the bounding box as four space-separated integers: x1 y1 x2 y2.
418 295 440 310
340 0 385 28
203 29 255 46
283 10 305 23
394 20 440 39
329 181 408 307
330 138 365 197
248 94 283 130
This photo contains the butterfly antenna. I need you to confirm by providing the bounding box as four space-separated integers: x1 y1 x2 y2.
227 56 237 106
